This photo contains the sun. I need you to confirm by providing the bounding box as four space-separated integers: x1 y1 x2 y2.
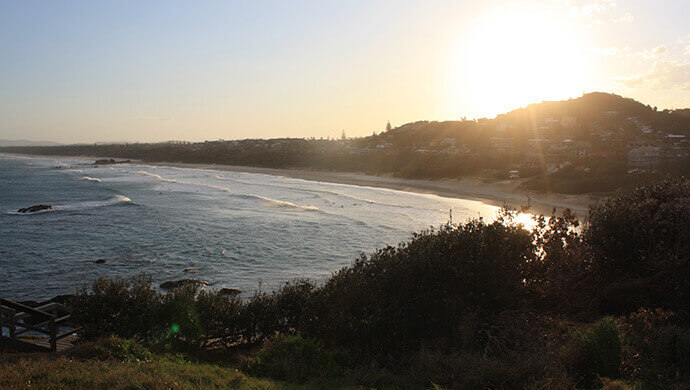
458 9 587 117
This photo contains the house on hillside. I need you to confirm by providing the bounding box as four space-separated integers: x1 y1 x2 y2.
490 137 515 153
628 146 663 168
527 139 550 154
546 154 571 173
440 138 456 148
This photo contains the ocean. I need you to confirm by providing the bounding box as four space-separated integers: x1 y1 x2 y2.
0 153 511 301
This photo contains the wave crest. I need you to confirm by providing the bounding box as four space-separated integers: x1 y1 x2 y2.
239 194 318 211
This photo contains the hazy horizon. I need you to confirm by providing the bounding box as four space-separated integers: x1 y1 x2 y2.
1 0 689 144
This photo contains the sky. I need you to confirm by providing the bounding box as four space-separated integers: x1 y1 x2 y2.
0 0 688 143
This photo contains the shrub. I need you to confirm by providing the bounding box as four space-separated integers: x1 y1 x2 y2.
70 274 162 341
562 317 622 388
193 288 244 344
158 285 203 347
584 178 690 313
239 279 316 342
620 308 690 385
69 336 153 362
242 333 350 383
309 219 536 351
72 276 248 348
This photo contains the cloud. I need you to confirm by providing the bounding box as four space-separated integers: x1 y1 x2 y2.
685 45 690 56
624 60 690 91
557 0 633 27
636 46 668 58
559 0 616 17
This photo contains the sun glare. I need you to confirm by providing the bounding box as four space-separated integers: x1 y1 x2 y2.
459 9 587 117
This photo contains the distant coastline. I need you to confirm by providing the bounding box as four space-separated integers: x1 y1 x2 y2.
2 152 595 216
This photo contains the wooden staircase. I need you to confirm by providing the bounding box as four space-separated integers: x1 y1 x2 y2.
0 297 81 353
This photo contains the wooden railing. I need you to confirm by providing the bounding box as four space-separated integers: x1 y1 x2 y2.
0 297 81 353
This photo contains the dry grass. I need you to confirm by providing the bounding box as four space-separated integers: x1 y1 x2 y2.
0 355 294 390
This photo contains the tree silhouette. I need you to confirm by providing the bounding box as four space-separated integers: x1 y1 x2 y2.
386 121 392 132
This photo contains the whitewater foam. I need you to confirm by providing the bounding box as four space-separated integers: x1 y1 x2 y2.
238 194 318 211
136 171 177 183
80 176 101 183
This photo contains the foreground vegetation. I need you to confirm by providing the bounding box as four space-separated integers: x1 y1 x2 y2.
2 179 689 388
0 337 290 389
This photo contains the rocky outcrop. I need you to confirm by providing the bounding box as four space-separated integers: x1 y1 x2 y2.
219 288 242 296
17 205 52 213
94 159 133 166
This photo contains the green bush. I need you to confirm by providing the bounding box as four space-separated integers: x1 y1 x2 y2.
70 274 162 341
563 317 622 388
72 276 246 349
158 285 203 347
243 333 350 383
69 336 153 362
620 308 690 385
309 219 536 351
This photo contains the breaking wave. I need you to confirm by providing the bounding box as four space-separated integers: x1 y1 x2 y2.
79 176 101 183
237 194 318 211
136 171 177 183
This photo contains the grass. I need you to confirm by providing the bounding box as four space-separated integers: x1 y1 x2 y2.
0 337 319 390
0 356 289 390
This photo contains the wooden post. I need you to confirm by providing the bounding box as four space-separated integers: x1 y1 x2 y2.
49 316 57 352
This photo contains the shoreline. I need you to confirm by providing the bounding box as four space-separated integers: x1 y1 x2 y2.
2 153 596 216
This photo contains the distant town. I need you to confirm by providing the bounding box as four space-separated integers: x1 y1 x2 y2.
3 92 689 194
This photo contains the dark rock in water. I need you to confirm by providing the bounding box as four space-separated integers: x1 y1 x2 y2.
95 159 133 166
219 288 242 296
160 279 208 290
17 204 52 213
95 259 107 264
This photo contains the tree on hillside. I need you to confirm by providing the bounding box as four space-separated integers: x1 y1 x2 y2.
386 121 392 132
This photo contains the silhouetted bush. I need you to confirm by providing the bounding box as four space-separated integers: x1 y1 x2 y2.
309 218 536 350
585 178 690 312
620 308 690 385
562 317 622 388
66 180 690 388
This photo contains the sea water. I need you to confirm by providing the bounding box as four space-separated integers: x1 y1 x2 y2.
0 154 508 301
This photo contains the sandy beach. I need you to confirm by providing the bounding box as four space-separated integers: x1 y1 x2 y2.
153 162 596 216
4 153 596 216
